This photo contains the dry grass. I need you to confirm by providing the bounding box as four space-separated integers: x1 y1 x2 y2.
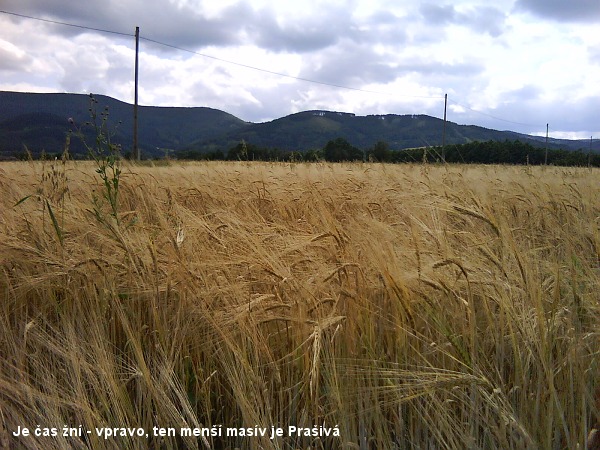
0 160 598 449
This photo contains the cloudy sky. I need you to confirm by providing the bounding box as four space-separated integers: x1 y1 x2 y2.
1 0 599 138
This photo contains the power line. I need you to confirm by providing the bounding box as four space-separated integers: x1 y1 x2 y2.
0 9 546 128
0 9 443 99
139 36 444 99
447 98 542 128
0 10 133 37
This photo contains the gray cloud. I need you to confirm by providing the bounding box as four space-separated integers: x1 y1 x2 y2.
420 3 507 37
359 12 409 45
365 10 403 26
222 85 306 123
1 0 368 54
292 49 484 113
466 7 508 37
248 8 352 53
451 93 600 136
0 46 32 72
189 80 240 114
528 95 600 133
298 42 402 88
587 45 600 64
2 0 250 48
515 0 600 22
420 4 457 24
503 84 543 102
397 60 484 78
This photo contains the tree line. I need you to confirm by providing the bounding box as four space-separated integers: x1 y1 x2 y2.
11 137 598 167
177 138 599 167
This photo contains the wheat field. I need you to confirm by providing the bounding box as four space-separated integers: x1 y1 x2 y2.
0 160 598 449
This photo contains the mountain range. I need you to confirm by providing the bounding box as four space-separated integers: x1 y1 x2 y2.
0 91 595 159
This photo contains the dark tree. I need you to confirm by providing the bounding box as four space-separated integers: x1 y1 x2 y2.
369 140 392 162
323 138 363 162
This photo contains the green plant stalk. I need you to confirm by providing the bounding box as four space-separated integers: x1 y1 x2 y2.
45 199 64 247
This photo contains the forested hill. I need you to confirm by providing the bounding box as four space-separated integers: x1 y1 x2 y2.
0 91 595 159
189 110 588 154
0 91 248 158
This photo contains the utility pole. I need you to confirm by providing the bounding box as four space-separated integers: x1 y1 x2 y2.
544 123 548 165
589 136 593 168
134 26 140 161
442 93 447 163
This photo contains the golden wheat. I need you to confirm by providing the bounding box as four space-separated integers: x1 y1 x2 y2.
0 161 598 449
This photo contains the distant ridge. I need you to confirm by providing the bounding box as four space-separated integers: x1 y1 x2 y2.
0 91 248 158
0 91 594 158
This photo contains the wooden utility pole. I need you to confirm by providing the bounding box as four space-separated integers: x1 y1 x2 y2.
544 123 548 165
134 26 140 160
589 136 593 168
442 93 447 163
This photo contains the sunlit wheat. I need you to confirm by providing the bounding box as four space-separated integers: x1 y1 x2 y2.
0 161 598 449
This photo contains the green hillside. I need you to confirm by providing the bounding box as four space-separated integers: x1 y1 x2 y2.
0 91 248 158
188 110 594 154
0 91 596 159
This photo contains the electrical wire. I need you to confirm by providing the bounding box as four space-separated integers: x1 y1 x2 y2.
447 98 542 128
0 9 133 37
0 9 442 98
0 8 547 128
140 36 444 98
